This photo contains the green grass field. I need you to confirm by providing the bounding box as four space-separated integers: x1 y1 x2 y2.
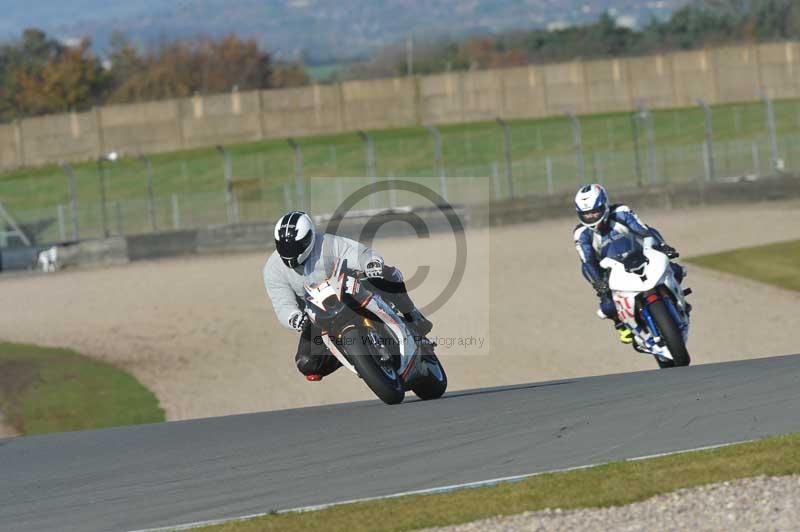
3 98 800 241
688 239 800 292
0 342 164 435
202 432 800 532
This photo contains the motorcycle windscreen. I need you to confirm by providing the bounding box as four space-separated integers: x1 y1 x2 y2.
603 236 648 272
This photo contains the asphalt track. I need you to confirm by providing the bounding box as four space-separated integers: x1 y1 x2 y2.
2 354 800 532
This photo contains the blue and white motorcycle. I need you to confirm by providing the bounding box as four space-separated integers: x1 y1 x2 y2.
599 235 692 368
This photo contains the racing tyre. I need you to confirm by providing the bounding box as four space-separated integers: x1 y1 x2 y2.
343 327 405 405
411 353 448 400
648 300 690 367
654 356 675 369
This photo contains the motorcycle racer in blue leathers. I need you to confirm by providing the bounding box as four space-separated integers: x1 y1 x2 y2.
573 184 686 344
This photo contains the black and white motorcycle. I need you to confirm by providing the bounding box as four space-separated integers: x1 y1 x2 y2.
303 259 447 404
599 235 692 368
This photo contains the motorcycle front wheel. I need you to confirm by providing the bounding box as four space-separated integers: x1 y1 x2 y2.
342 326 405 405
410 352 448 400
648 299 691 368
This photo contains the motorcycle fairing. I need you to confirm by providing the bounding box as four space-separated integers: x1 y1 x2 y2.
304 259 419 381
602 238 691 359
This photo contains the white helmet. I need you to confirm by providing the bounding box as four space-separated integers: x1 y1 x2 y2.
574 184 610 230
274 211 316 268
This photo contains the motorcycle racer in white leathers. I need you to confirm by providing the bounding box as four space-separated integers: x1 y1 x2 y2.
263 211 432 381
573 184 686 344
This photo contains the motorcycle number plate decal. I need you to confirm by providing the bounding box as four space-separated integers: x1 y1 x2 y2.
614 295 636 321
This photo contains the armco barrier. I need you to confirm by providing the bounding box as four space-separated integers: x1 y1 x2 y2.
126 230 199 261
469 174 800 228
56 237 129 269
196 222 273 255
19 175 800 270
191 208 468 256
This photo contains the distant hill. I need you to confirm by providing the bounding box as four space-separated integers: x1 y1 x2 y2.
0 0 689 63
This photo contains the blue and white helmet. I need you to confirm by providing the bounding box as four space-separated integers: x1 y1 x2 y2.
574 184 610 230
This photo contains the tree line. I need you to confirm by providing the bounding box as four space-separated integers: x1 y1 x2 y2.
0 29 308 121
346 0 800 79
2 0 798 120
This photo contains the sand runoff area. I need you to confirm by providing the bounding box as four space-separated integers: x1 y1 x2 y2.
0 200 798 421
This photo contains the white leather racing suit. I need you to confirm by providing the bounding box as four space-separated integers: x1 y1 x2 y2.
263 233 386 330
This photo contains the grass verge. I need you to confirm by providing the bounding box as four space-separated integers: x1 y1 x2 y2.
0 341 164 435
203 432 800 532
688 239 800 292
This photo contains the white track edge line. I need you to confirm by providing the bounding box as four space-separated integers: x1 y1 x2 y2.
127 438 757 532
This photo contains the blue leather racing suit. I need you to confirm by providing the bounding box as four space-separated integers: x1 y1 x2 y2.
573 204 682 320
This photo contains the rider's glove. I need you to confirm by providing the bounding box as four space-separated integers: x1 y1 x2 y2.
364 257 384 279
592 279 610 298
656 243 679 259
288 310 308 332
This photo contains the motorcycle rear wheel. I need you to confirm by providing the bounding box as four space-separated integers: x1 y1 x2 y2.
342 327 405 405
648 300 691 368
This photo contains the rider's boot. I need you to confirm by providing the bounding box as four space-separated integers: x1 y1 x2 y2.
614 320 634 344
299 353 342 382
385 287 433 337
368 272 433 337
597 302 632 345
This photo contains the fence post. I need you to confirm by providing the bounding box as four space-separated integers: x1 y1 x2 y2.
286 138 305 211
491 161 501 200
181 161 190 190
57 204 66 241
357 131 377 209
174 99 186 149
424 124 447 202
140 155 157 232
630 112 644 187
115 201 123 236
565 111 585 184
96 159 109 238
282 184 293 211
62 163 79 240
96 152 119 238
546 156 554 194
752 142 761 178
335 178 344 208
171 194 181 229
596 153 606 186
637 103 657 184
760 90 780 173
216 145 239 224
495 118 514 199
697 99 716 182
